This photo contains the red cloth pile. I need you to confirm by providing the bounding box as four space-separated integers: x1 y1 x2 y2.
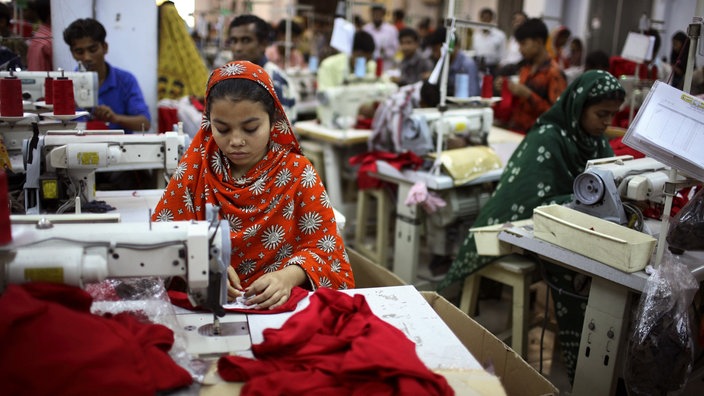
0 283 192 396
217 287 453 396
349 150 424 190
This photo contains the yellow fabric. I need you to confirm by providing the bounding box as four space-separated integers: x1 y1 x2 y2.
430 146 503 185
158 2 209 100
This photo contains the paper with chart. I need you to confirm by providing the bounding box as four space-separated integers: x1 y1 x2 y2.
623 80 704 181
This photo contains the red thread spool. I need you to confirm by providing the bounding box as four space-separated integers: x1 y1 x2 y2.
375 58 383 78
52 77 75 115
0 168 11 245
44 76 54 104
0 77 23 117
481 75 494 98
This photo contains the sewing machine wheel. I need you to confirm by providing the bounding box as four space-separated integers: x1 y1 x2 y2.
573 171 605 205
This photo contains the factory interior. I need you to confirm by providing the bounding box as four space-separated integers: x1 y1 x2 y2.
3 0 704 394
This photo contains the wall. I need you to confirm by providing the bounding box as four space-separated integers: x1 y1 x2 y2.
51 0 158 133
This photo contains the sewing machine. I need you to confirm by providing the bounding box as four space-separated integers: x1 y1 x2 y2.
0 71 99 170
410 106 494 153
571 155 688 224
316 81 398 129
0 204 229 314
22 130 188 214
287 68 317 114
0 70 99 108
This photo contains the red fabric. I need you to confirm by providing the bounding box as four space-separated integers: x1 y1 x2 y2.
609 56 658 80
493 79 514 124
86 120 110 130
158 105 180 133
0 283 192 396
217 287 453 396
609 136 646 159
168 286 308 314
349 150 424 189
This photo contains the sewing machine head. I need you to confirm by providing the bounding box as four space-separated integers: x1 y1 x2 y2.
571 155 685 224
0 205 230 316
316 82 398 129
0 70 99 108
411 107 493 148
22 130 188 214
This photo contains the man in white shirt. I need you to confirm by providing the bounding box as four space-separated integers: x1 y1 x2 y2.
499 10 528 74
471 8 506 76
363 4 398 72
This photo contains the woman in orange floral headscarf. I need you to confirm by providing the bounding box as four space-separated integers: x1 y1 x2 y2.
153 61 354 309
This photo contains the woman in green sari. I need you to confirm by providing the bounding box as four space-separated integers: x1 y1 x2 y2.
438 69 625 382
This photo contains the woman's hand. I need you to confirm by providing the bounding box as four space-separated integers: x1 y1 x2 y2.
226 266 244 302
507 80 532 98
243 265 306 310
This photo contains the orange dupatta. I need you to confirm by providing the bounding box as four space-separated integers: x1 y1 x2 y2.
152 61 354 290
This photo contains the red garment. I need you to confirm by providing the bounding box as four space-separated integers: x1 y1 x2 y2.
508 59 567 133
0 283 192 396
349 150 424 189
168 286 308 314
218 287 453 396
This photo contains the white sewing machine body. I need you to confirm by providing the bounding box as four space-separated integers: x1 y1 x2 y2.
1 213 230 315
316 81 398 129
1 70 99 108
410 106 494 150
23 130 188 214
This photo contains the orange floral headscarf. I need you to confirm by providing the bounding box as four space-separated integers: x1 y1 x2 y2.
153 60 354 290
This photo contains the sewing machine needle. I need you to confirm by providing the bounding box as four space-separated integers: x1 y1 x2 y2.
213 315 221 336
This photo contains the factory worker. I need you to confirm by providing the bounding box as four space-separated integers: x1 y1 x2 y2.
63 18 151 133
153 61 354 310
439 70 625 383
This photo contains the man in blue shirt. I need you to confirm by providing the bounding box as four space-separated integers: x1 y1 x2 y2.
63 18 151 133
227 14 298 123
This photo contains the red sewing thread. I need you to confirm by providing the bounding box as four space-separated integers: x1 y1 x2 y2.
44 76 54 104
0 77 23 117
52 78 75 115
481 75 494 98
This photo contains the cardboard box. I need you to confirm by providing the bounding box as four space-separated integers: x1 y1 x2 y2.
349 248 406 287
533 204 656 272
421 291 557 396
348 248 558 396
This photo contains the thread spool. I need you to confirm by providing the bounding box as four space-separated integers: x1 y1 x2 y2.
0 77 24 117
354 57 366 78
375 58 383 78
0 168 11 245
481 75 494 98
308 55 318 72
454 73 470 98
44 76 54 104
52 78 75 115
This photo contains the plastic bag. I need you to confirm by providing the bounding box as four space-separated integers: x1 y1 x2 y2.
667 187 704 252
624 252 698 395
